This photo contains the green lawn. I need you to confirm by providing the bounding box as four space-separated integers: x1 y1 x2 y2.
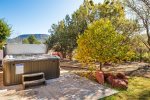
101 77 150 100
75 71 150 100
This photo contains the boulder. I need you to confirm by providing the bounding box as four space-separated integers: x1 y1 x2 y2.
104 72 128 89
95 71 104 85
123 79 128 84
116 73 127 79
111 79 128 89
104 73 113 81
96 72 128 89
106 74 116 84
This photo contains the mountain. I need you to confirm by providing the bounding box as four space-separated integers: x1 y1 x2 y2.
7 34 49 44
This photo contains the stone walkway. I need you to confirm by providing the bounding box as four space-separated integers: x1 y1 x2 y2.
0 73 117 100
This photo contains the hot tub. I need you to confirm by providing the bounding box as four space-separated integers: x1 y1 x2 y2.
3 54 60 86
2 44 60 86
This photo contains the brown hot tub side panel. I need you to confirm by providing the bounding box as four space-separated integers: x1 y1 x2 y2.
3 59 60 86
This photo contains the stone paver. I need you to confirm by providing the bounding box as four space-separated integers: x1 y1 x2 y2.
0 73 117 100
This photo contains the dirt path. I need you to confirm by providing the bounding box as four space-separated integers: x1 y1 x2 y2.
60 61 150 77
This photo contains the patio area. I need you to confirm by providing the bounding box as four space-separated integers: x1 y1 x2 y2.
0 72 117 100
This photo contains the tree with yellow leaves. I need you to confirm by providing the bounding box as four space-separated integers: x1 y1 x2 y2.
75 19 134 70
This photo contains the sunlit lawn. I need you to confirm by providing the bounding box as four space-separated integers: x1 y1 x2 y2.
100 77 150 100
75 72 150 100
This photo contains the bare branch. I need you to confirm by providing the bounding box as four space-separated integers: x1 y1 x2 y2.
125 0 150 48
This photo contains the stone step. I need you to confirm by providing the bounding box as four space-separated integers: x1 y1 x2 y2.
22 72 44 78
23 78 45 85
22 72 46 89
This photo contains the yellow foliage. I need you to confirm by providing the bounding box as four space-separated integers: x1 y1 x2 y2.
75 18 133 65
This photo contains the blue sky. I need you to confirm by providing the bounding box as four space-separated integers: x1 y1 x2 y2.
0 0 103 38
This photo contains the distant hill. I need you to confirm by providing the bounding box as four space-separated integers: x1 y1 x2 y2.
7 34 49 44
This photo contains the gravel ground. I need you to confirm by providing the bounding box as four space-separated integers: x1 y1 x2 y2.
61 61 150 77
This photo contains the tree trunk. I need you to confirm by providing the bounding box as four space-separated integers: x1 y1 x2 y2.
146 25 150 48
99 62 103 71
139 49 142 62
68 52 72 61
62 52 66 58
147 34 150 48
137 36 150 51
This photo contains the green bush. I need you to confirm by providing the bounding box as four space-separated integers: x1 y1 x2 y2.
142 52 150 62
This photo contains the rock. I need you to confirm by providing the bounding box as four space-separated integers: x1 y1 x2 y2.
111 79 128 89
107 75 116 84
116 73 127 79
104 73 113 81
123 79 128 84
104 72 128 89
95 71 104 85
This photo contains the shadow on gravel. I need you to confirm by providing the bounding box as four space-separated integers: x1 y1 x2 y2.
126 65 150 78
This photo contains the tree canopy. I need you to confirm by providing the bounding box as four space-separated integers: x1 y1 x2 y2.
125 0 150 50
22 35 41 44
75 19 134 70
0 19 11 48
46 0 139 60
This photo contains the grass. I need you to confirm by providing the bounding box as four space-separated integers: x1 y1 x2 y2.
100 77 150 100
75 72 150 100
